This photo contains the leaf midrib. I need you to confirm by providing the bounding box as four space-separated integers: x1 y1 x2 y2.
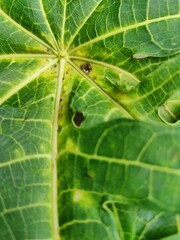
69 14 180 54
59 149 180 176
0 59 58 105
65 0 103 50
0 8 57 54
51 58 66 240
69 55 140 83
0 54 56 59
39 0 61 51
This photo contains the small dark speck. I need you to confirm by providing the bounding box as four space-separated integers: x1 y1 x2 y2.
23 118 28 122
73 112 84 126
85 172 94 179
80 63 92 74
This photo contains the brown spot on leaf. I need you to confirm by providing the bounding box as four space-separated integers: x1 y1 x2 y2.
85 172 94 179
80 63 92 74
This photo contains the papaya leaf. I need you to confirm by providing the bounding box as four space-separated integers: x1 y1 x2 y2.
0 1 180 239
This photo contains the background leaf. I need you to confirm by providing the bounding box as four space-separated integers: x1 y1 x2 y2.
0 0 180 239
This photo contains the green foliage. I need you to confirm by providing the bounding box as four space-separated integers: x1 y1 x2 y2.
0 0 180 239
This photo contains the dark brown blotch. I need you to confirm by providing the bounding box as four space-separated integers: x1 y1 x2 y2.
80 63 92 74
73 112 85 127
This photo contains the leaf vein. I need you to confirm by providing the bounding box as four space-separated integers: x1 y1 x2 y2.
69 14 180 54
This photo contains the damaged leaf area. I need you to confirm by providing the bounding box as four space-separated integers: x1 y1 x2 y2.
0 1 180 240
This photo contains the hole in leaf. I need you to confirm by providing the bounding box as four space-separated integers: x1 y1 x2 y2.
73 112 85 127
80 63 92 74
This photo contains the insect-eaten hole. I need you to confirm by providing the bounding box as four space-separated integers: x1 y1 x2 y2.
73 112 85 127
80 63 92 74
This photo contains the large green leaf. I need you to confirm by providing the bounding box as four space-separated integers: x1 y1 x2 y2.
0 0 180 239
